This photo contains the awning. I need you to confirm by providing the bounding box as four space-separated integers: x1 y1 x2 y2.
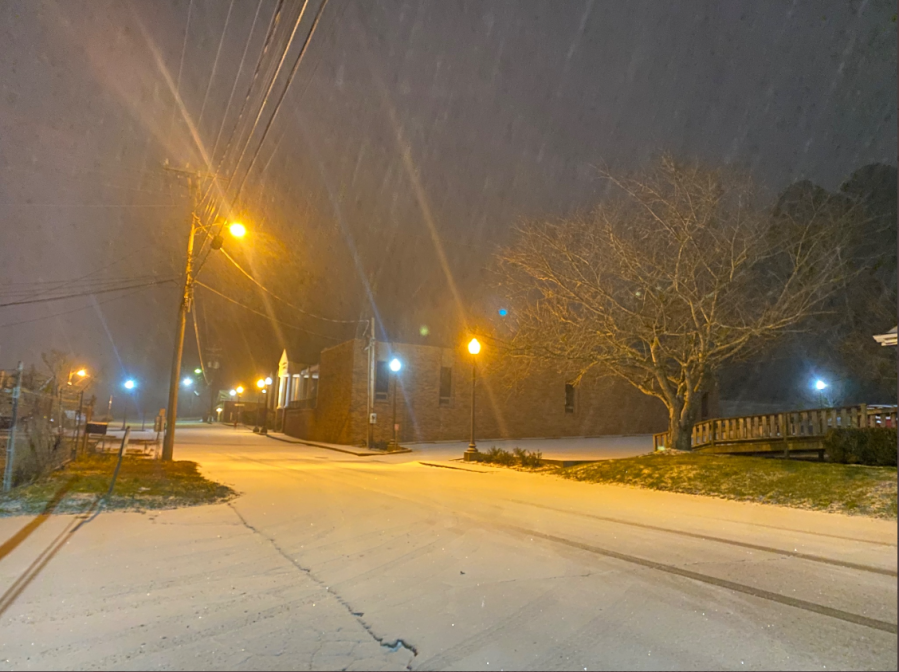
873 326 897 347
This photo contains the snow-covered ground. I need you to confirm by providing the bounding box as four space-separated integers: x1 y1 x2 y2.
0 426 895 670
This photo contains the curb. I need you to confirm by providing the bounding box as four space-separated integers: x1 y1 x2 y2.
264 433 413 457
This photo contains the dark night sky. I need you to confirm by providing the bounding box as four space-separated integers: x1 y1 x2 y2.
0 0 895 415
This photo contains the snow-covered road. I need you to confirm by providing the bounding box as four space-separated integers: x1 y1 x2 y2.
0 425 895 670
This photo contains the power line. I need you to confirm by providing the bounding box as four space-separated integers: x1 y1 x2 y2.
235 0 331 199
0 279 176 308
228 0 311 194
219 248 362 324
195 280 339 340
196 0 236 132
0 284 166 329
209 0 266 166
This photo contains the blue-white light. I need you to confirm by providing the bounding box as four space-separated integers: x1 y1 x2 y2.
498 308 508 317
182 377 193 387
389 358 402 373
124 379 136 390
814 379 827 391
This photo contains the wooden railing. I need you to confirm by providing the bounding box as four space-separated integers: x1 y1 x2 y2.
653 404 898 451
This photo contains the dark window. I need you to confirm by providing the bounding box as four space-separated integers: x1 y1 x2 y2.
565 383 575 413
439 367 452 406
375 361 389 401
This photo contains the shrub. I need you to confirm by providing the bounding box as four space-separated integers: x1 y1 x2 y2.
825 428 898 466
514 447 543 468
487 446 517 466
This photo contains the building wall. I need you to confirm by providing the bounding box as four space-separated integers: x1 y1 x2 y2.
282 338 669 445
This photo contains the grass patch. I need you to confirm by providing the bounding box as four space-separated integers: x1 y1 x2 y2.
558 452 897 518
0 453 236 516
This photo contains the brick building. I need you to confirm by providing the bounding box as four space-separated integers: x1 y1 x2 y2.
275 338 684 447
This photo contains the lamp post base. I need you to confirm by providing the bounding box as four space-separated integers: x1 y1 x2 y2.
464 445 479 461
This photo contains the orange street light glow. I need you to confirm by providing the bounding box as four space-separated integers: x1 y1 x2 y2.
468 338 481 355
229 222 247 238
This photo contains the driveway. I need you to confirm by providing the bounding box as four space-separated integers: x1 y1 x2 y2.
0 425 895 670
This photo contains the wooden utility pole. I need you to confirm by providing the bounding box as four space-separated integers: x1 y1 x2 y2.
162 165 212 461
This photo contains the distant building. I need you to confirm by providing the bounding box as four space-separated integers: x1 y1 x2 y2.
273 339 683 447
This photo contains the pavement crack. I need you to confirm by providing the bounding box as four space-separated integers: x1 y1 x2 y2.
226 502 419 666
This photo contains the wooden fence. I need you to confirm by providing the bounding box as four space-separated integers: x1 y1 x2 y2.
653 404 898 452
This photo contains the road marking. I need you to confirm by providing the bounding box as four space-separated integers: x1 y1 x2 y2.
509 500 897 577
507 525 898 635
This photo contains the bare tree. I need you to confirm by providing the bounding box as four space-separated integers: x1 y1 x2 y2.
495 156 854 451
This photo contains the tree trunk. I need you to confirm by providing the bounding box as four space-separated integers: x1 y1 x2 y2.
668 399 696 451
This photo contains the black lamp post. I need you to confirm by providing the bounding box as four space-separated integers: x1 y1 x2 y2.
389 358 402 448
464 338 481 460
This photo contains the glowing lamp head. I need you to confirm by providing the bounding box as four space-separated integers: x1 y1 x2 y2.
236 385 244 394
257 379 266 389
216 407 223 413
182 377 193 387
815 379 828 391
229 222 246 238
265 376 273 385
194 368 202 375
468 338 481 355
229 389 237 397
76 369 87 378
389 358 402 373
124 379 136 390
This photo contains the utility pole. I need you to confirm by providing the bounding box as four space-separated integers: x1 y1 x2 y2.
162 197 197 461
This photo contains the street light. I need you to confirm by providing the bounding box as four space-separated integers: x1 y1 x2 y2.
229 222 247 238
122 379 137 429
194 368 202 375
182 377 193 387
465 338 481 460
389 358 402 448
815 379 828 391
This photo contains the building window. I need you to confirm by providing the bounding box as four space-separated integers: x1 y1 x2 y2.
375 360 389 401
439 367 452 406
565 383 575 413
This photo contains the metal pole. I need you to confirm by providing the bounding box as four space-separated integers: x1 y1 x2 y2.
392 372 398 447
466 357 477 456
163 211 197 461
72 389 84 459
367 318 375 450
3 362 23 492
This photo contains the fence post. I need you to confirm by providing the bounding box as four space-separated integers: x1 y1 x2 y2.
3 362 23 492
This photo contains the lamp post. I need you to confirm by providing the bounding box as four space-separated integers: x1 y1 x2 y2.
389 358 402 448
235 385 244 427
256 376 272 434
465 338 481 460
122 379 136 430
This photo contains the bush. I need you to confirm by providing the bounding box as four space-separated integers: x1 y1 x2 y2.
473 446 543 468
514 447 543 468
825 428 898 466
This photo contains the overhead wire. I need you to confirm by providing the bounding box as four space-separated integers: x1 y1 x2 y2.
227 0 311 197
0 278 176 308
0 284 169 329
194 281 339 340
219 248 362 323
196 0 236 132
234 0 331 200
